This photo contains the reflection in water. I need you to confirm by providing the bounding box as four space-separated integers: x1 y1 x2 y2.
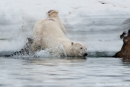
1 57 130 87
122 58 130 66
29 57 87 66
122 58 130 62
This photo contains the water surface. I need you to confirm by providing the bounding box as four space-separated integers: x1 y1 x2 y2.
0 57 130 87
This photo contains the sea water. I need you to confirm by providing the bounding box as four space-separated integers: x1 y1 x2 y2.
0 57 130 87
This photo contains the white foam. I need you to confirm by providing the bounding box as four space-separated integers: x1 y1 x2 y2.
33 45 65 58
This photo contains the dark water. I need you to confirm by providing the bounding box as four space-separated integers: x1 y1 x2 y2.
0 57 130 87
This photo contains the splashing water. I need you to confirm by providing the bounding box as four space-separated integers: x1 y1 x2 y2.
11 44 68 59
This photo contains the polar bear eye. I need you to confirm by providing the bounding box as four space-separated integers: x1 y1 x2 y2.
80 47 83 49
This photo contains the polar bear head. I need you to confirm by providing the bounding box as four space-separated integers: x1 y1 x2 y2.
71 42 88 57
47 10 58 18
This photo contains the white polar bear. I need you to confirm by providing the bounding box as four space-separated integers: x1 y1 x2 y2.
31 10 87 57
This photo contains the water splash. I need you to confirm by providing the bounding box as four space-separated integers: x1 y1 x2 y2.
34 44 66 58
10 44 68 59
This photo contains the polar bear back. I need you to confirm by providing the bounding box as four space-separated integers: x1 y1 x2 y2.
43 19 66 38
33 19 68 49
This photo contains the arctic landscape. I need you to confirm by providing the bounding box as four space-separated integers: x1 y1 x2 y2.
0 0 130 57
1 0 130 87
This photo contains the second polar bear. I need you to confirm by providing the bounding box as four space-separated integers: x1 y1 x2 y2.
47 10 66 34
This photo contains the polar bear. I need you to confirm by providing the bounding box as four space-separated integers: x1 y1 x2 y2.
31 13 87 57
47 10 66 34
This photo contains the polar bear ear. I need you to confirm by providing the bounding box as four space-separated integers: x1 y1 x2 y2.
47 10 53 15
71 42 74 45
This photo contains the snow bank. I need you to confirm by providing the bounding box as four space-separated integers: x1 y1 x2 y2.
0 0 130 57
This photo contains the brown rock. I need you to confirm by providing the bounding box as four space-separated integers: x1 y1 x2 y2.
114 30 130 58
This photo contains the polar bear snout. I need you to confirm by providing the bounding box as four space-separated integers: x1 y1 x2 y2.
82 52 88 57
